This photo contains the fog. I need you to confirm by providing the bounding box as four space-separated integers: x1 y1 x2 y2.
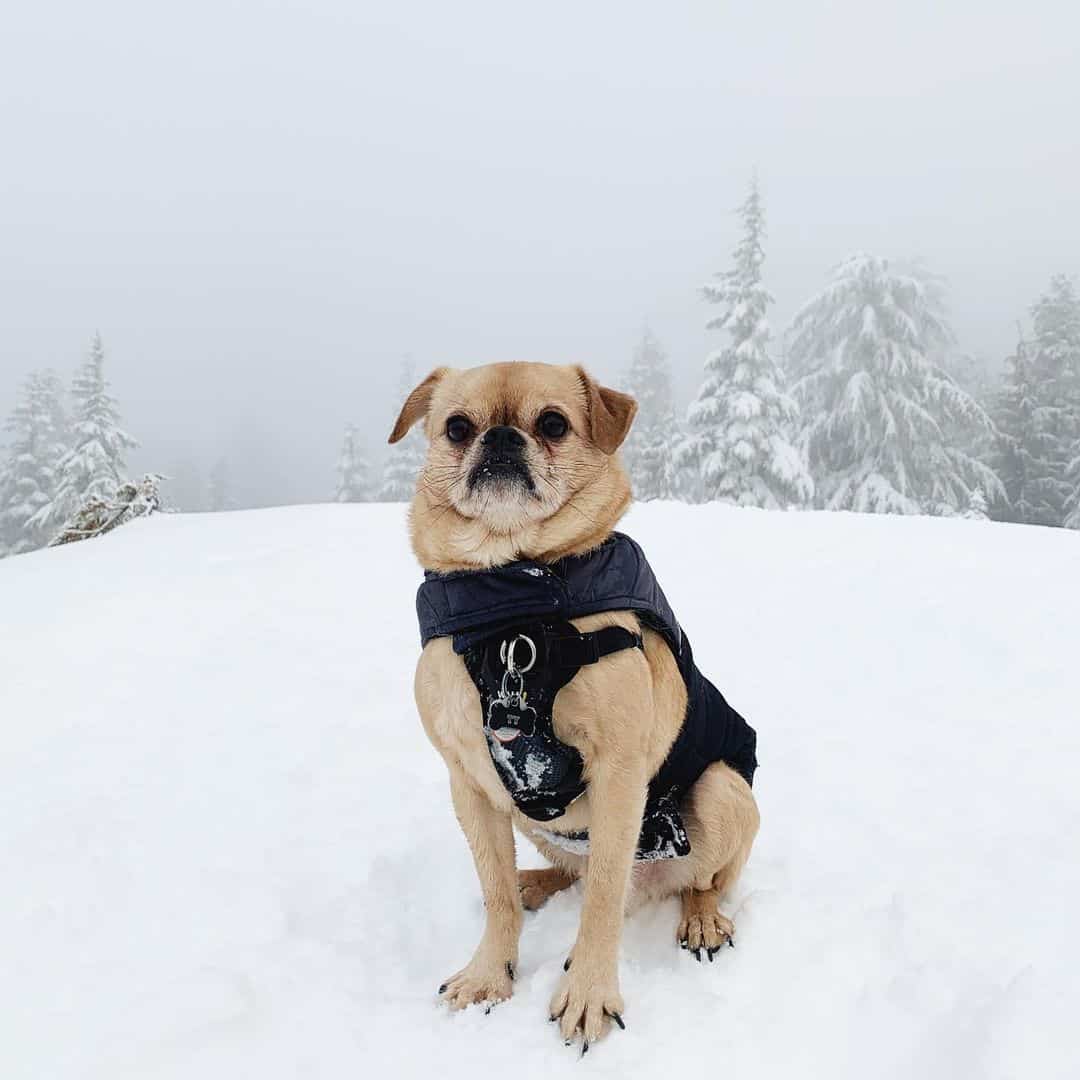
1 1 1077 507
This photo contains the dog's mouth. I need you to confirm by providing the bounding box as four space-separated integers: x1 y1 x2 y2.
489 727 521 744
467 456 535 494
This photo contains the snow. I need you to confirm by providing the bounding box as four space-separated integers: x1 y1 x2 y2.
2 502 1078 1079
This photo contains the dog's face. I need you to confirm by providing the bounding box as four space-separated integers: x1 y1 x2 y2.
389 363 636 562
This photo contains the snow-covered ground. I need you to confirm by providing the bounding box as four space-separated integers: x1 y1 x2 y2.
2 504 1078 1079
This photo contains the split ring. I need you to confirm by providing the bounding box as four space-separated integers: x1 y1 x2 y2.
501 634 537 674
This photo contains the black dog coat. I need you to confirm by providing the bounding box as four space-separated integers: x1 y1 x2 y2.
416 532 757 860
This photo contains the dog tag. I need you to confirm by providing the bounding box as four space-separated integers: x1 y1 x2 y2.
487 697 538 742
485 663 538 744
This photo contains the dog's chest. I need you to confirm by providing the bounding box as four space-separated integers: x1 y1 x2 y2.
431 649 587 816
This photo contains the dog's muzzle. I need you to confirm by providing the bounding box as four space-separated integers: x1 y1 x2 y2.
468 425 535 492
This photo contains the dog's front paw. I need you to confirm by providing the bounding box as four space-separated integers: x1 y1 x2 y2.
438 955 515 1012
549 961 625 1051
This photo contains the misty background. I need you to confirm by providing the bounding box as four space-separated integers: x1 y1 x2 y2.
1 1 1077 508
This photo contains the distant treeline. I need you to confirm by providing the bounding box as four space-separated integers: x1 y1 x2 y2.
4 181 1079 559
339 180 1080 529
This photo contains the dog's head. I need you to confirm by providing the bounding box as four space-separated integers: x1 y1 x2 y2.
389 362 637 569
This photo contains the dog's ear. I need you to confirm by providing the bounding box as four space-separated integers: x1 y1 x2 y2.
575 366 638 454
388 367 449 444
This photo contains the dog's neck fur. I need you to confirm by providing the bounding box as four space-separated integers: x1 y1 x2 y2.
409 457 632 573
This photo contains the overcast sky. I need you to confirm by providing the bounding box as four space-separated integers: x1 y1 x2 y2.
1 1 1077 506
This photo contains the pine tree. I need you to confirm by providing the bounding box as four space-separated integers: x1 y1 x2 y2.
29 334 136 537
963 487 989 520
166 457 205 512
1065 298 1080 528
0 370 69 556
207 458 234 512
947 351 998 403
1065 452 1080 529
379 359 426 501
789 254 1002 515
1027 275 1080 525
0 457 10 557
335 423 371 502
679 177 812 508
992 334 1049 524
945 350 999 480
993 279 1080 526
622 328 681 500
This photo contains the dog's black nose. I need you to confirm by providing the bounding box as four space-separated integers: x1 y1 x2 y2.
481 426 526 456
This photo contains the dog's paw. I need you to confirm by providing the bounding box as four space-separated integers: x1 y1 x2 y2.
438 956 515 1012
549 962 624 1051
517 867 575 911
677 910 735 961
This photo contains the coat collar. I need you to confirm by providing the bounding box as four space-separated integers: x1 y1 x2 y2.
416 531 683 656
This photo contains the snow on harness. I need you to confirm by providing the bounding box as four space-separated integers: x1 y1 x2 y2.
416 532 758 861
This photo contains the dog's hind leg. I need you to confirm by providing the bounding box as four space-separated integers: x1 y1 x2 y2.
518 866 578 911
672 762 759 958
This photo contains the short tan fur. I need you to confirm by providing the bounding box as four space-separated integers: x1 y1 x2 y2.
391 361 759 1046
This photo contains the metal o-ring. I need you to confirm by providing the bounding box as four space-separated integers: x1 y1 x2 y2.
505 634 537 674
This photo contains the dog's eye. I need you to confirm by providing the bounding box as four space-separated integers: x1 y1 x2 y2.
445 415 473 444
538 411 568 440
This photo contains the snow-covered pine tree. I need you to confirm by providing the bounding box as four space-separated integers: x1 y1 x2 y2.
992 334 1049 524
0 456 10 557
944 350 999 480
789 254 1002 515
29 334 136 537
963 487 989 520
207 458 234 512
621 328 681 500
993 279 1080 526
0 370 69 556
1065 452 1080 529
166 457 205 512
1065 291 1080 527
947 351 998 403
379 359 426 501
679 177 812 508
1027 275 1080 525
335 423 371 502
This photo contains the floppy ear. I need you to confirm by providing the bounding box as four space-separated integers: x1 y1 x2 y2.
388 367 449 444
575 366 638 454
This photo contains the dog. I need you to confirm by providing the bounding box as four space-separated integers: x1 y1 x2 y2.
389 361 759 1049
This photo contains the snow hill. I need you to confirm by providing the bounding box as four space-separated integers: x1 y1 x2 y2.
2 504 1078 1080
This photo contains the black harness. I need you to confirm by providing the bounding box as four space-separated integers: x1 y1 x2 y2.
416 533 757 861
464 619 643 819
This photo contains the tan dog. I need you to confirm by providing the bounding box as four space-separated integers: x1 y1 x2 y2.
389 361 759 1049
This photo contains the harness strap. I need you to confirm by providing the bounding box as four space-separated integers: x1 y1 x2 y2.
546 625 644 669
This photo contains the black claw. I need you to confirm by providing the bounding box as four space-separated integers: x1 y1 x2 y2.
581 1040 589 1056
565 1040 573 1047
484 1005 492 1015
608 1011 626 1031
549 1015 558 1023
679 938 688 950
506 961 515 980
728 936 735 949
707 947 716 962
694 948 702 962
438 983 447 995
564 957 572 972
